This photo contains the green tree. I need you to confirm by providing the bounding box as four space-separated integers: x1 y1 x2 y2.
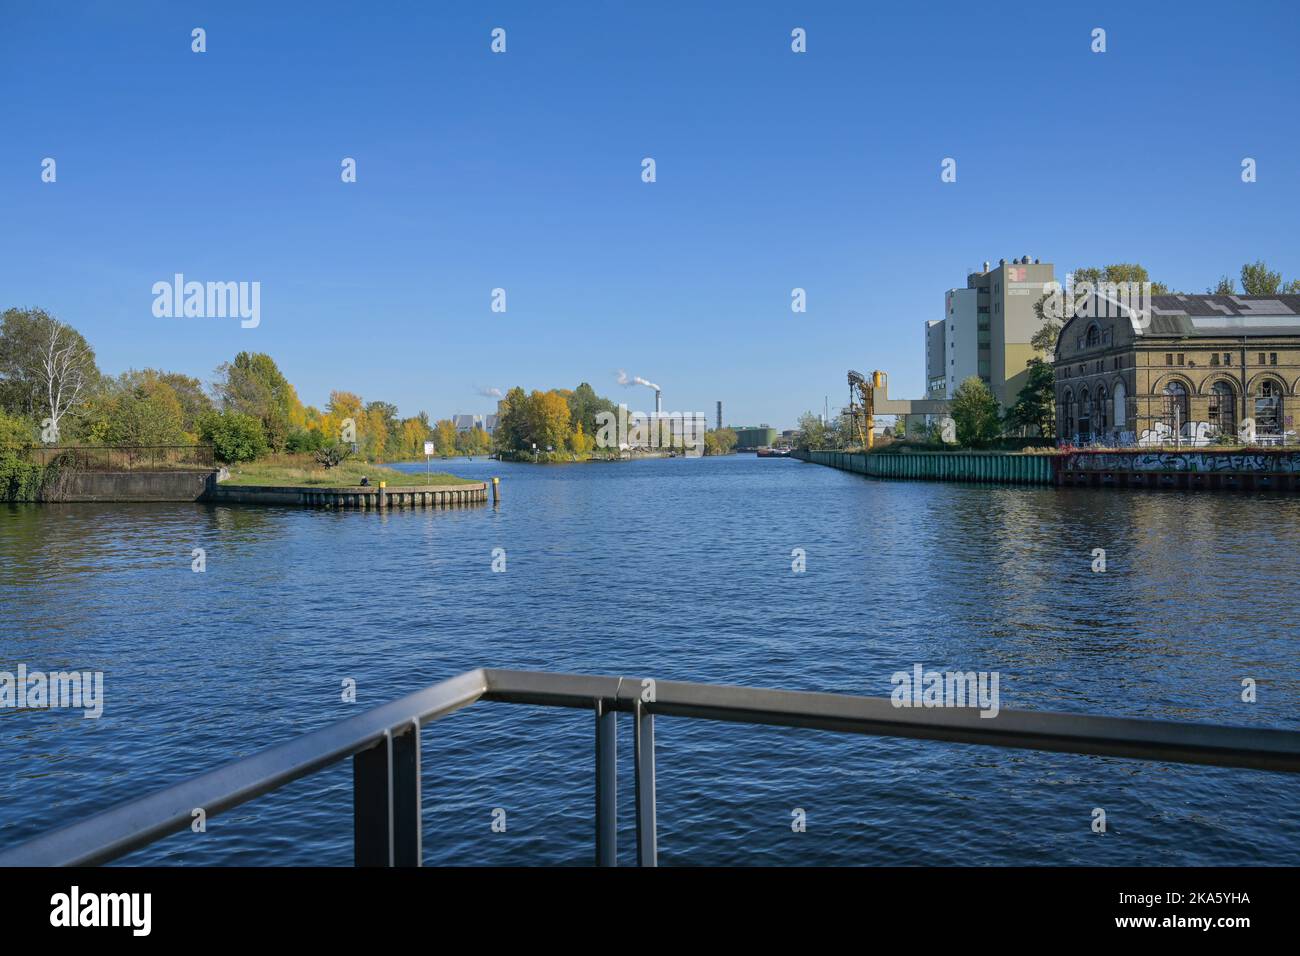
565 382 617 439
131 369 212 434
1004 358 1056 438
456 424 491 456
0 407 42 500
1208 276 1235 295
950 376 1002 447
1032 264 1171 354
1240 260 1283 295
198 410 269 463
213 352 302 453
285 428 326 453
795 412 829 450
493 387 528 453
81 374 188 446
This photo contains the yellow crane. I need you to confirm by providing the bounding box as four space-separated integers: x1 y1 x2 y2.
847 370 887 450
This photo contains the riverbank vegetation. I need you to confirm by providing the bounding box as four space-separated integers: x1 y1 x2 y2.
222 456 476 488
493 383 613 459
794 376 1055 454
703 427 738 456
0 306 481 485
490 383 738 460
0 408 54 500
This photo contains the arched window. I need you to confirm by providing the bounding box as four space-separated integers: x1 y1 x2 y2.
1255 380 1283 435
1162 381 1189 435
1078 386 1091 441
1096 385 1109 434
1209 381 1236 436
1085 324 1100 348
1113 382 1127 429
1062 389 1074 438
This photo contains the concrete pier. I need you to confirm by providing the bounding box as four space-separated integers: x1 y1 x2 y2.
205 482 489 508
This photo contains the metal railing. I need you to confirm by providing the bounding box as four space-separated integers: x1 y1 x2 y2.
28 444 216 471
1 668 1297 867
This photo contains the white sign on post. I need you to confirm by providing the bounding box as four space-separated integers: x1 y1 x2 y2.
423 441 435 456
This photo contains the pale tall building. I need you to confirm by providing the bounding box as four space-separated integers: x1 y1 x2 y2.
926 256 1056 408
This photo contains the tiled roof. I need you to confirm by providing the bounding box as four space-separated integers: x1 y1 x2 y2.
1139 294 1300 337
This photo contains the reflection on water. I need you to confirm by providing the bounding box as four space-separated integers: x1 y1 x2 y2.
1 455 1297 865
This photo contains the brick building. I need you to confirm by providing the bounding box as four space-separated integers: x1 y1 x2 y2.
1053 294 1300 445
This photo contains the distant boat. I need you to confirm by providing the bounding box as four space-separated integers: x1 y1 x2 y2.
756 447 790 458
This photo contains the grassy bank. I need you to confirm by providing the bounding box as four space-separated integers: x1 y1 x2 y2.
222 455 477 488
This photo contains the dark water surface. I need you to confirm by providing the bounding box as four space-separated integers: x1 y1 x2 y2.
1 454 1297 865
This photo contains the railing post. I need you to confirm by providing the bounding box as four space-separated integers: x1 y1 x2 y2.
634 698 657 867
353 723 422 867
595 698 617 866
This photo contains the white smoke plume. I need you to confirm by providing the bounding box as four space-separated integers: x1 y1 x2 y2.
617 369 660 391
476 386 503 398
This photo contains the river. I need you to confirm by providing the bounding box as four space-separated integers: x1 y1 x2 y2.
1 454 1297 865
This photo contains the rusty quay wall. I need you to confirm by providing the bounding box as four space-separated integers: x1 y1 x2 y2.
795 448 1300 492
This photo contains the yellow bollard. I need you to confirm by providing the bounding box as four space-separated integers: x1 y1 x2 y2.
491 476 500 505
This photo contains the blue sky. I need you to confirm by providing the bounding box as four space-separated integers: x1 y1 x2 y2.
2 1 1297 430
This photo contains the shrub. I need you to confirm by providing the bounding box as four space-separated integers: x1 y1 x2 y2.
198 411 269 463
313 443 352 469
0 410 54 501
286 428 327 454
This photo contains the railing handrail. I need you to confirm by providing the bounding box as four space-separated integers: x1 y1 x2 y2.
26 443 217 472
29 444 215 451
2 667 1297 867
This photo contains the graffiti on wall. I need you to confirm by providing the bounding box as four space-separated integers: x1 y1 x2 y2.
1065 451 1300 473
1137 421 1215 447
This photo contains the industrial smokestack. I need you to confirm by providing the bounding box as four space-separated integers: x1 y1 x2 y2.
716 401 722 430
655 390 661 415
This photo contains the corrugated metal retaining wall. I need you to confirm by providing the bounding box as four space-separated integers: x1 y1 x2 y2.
798 450 1054 485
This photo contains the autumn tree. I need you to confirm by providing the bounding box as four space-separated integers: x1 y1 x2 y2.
434 418 458 457
400 417 428 457
324 390 363 446
528 390 572 451
704 427 737 455
569 422 593 456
